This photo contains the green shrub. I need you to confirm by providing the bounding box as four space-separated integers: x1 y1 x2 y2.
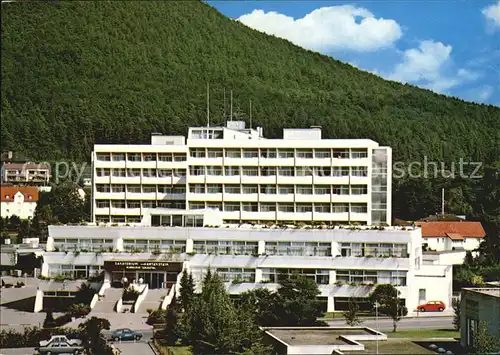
122 286 140 301
146 310 168 325
68 303 91 318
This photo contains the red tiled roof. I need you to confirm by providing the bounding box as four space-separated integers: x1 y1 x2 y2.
418 221 486 238
446 232 464 241
0 185 39 202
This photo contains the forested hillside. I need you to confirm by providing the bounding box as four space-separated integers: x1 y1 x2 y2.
1 1 499 223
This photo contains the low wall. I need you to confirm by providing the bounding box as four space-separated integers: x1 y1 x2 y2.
115 297 123 313
132 284 149 313
33 289 44 313
90 293 99 309
161 285 176 310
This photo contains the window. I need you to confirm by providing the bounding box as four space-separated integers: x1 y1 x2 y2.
278 167 294 176
174 169 187 177
242 149 259 158
157 169 173 177
96 184 110 193
158 153 173 162
126 168 141 177
332 149 349 159
190 166 205 176
242 185 258 194
96 168 110 177
127 184 141 193
225 149 241 158
260 203 276 212
296 149 313 159
315 149 331 159
112 153 125 161
111 200 126 208
207 149 223 158
224 166 240 176
127 201 141 209
224 203 240 212
142 200 155 208
225 185 241 194
206 202 222 211
143 153 156 162
242 202 258 212
331 167 350 177
351 203 368 213
314 186 330 195
189 184 205 193
296 185 313 194
189 202 205 210
351 166 368 177
97 153 111 161
207 184 222 193
216 268 255 282
142 169 157 177
173 153 187 162
278 185 294 195
260 167 276 176
314 203 330 213
351 185 368 195
261 268 329 284
332 203 349 213
332 185 350 195
296 167 313 176
206 166 223 176
242 167 258 176
111 184 125 193
314 167 331 176
190 148 206 158
278 149 294 158
351 149 368 159
336 270 378 285
278 204 294 212
112 169 126 177
142 185 156 193
96 200 110 208
296 203 312 212
127 153 141 162
261 149 277 158
260 185 276 194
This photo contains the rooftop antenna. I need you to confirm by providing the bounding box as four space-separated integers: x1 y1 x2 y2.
223 88 226 122
206 82 210 128
441 188 445 215
230 90 233 122
249 99 252 129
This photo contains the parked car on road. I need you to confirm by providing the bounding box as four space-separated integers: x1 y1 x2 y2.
417 300 446 312
110 328 143 341
35 335 84 354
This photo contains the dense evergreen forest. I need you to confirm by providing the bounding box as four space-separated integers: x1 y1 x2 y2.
1 1 499 228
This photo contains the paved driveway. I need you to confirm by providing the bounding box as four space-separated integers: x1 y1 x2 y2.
113 342 155 355
0 348 35 355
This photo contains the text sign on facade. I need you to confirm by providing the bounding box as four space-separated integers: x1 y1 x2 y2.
104 261 171 271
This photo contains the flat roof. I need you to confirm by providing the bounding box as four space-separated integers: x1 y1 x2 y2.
267 328 370 346
465 288 500 298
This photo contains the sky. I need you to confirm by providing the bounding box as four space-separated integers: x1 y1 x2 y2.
208 0 500 106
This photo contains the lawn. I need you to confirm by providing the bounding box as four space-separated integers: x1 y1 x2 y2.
361 339 435 354
387 329 459 339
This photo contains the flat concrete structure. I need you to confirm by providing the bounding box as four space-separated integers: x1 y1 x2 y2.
263 326 387 354
268 328 370 346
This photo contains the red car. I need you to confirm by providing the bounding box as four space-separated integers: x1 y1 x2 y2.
417 301 446 312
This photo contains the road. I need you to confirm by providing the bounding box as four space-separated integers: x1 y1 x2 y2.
327 316 453 331
0 340 155 355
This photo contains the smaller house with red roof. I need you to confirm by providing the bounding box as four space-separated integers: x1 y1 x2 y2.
0 185 39 220
416 221 486 252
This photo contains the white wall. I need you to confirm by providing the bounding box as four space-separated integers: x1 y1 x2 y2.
423 237 482 252
0 192 37 219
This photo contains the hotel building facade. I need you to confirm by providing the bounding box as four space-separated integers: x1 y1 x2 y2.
41 218 452 313
92 122 392 226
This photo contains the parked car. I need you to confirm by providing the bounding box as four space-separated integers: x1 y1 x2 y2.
110 328 143 341
36 335 84 354
417 301 446 312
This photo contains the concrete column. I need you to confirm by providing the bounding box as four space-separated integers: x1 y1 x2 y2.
258 240 266 255
329 270 336 284
327 297 335 313
331 241 339 257
115 237 124 252
186 239 194 253
34 290 44 312
46 237 55 251
255 268 263 283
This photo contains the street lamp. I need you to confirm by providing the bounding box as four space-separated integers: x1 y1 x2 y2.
374 301 380 355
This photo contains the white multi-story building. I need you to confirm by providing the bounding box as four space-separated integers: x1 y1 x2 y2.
41 214 453 314
92 122 392 226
